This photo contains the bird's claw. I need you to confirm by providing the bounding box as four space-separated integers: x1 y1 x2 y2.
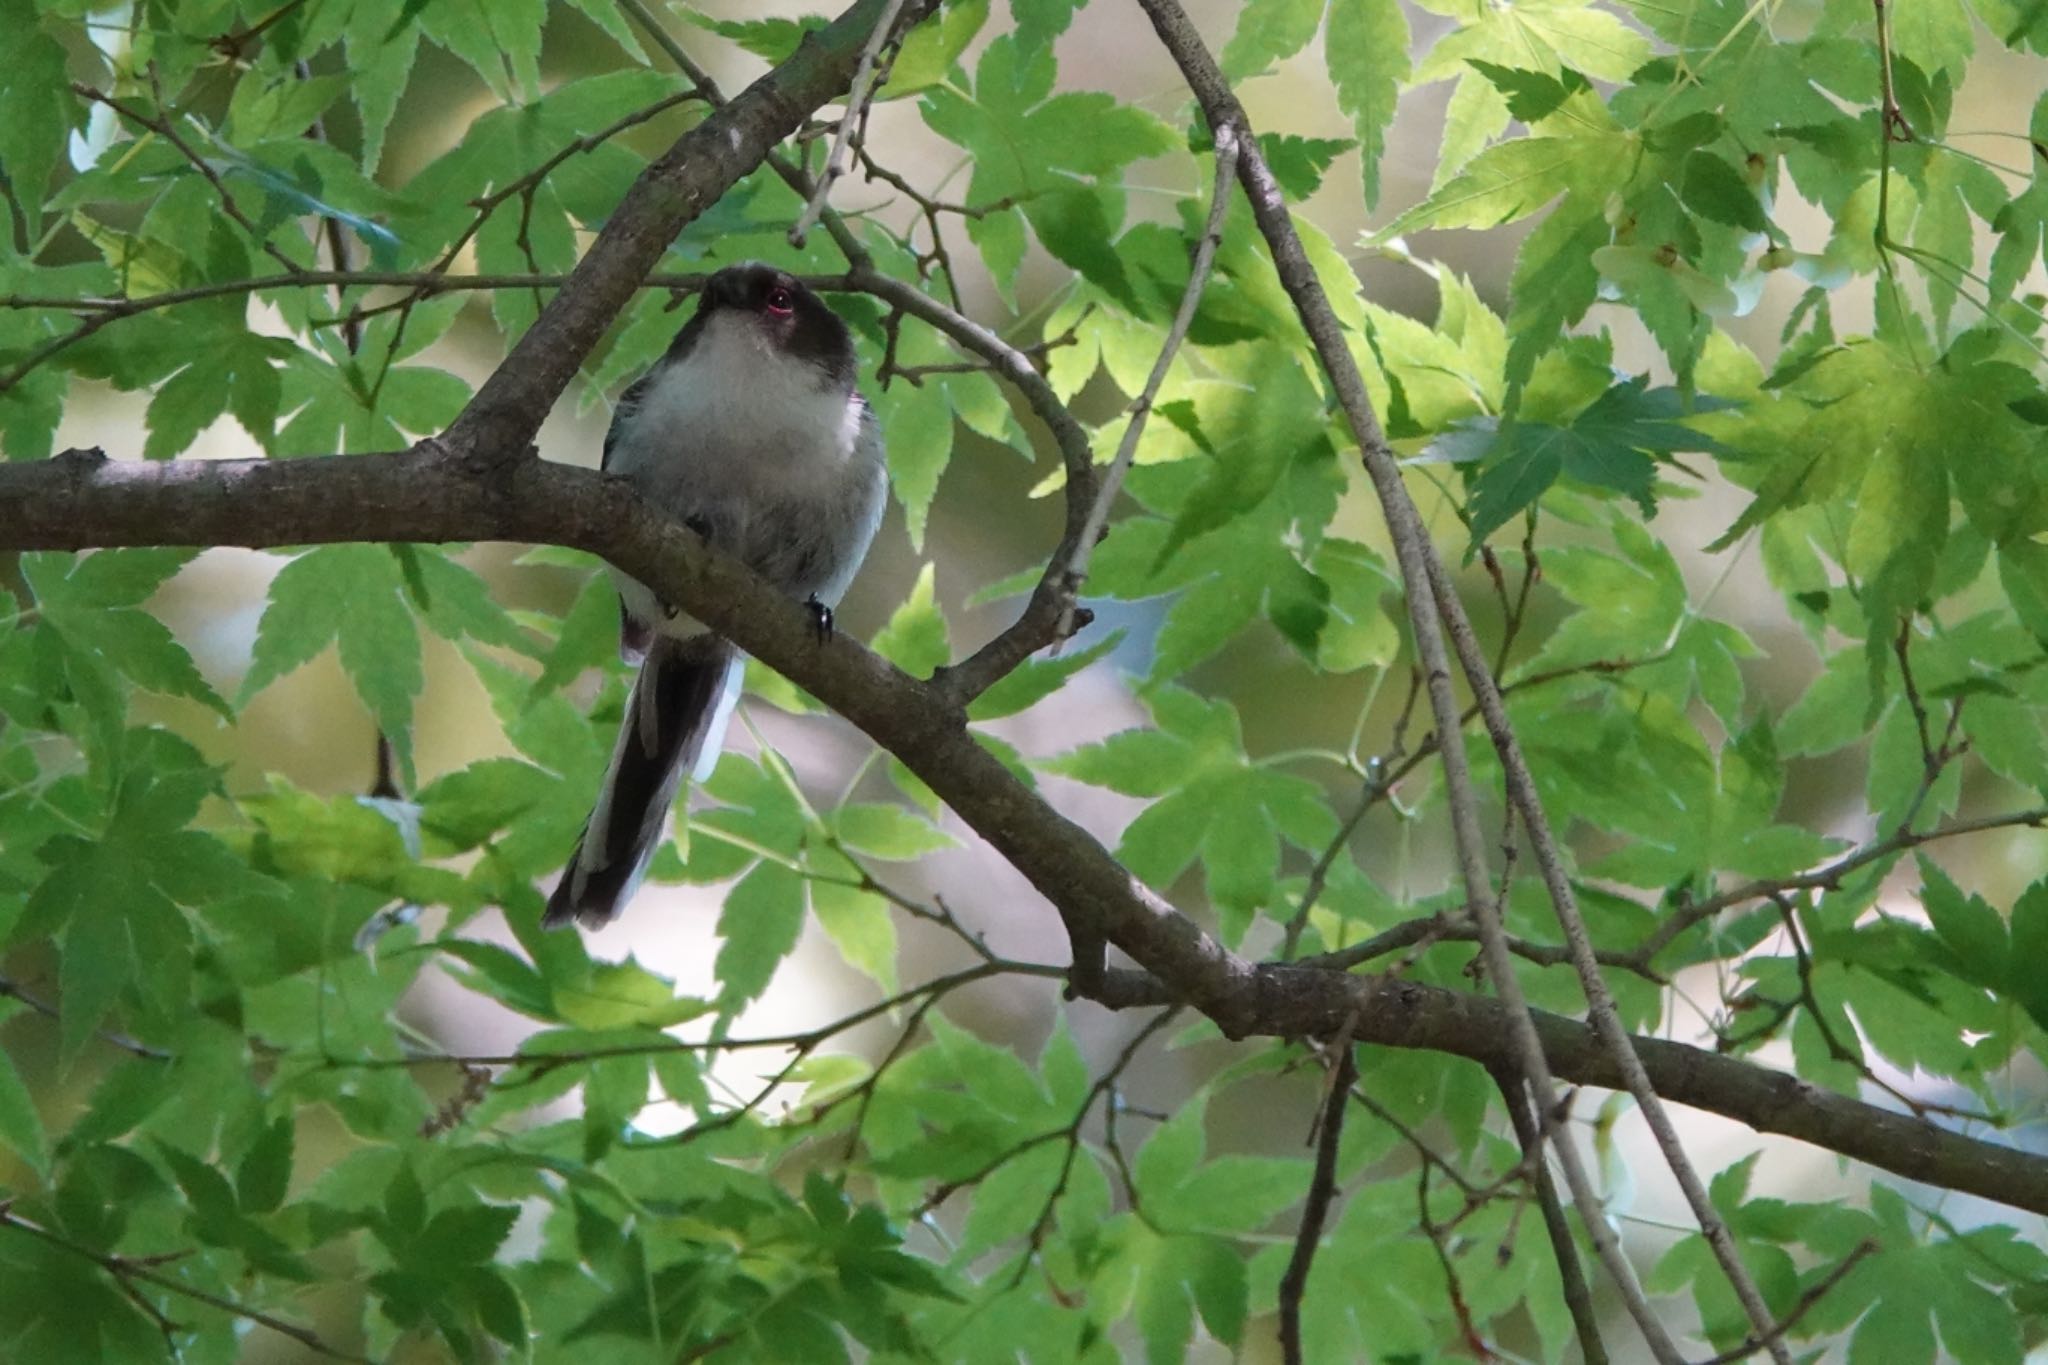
806 595 834 644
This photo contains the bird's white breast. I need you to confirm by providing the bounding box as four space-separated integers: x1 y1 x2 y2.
617 312 865 505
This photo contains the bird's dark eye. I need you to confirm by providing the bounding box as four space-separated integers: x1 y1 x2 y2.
764 285 795 315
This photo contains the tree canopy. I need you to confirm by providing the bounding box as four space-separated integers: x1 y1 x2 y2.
2 0 2047 1361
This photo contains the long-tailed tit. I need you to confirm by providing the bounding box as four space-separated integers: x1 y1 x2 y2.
544 264 887 929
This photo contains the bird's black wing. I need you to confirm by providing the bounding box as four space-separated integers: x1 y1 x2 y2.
601 371 654 472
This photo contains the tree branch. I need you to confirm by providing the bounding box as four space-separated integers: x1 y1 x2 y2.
1632 804 2048 965
440 0 940 467
1096 965 2048 1218
1298 909 1666 981
0 1205 376 1364
1278 1040 1355 1365
1128 6 1690 1358
790 0 911 244
7 448 2046 1218
1490 1063 1607 1365
1056 123 1240 639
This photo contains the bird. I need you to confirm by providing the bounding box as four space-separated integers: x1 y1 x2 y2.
543 263 888 930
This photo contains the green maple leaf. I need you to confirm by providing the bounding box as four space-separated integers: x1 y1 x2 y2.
919 35 1175 295
1463 60 1593 123
1445 377 1733 544
241 544 425 788
1327 0 1412 209
1222 0 1324 79
1045 686 1337 937
23 549 231 718
1588 716 1844 888
18 732 274 1063
1989 99 2048 304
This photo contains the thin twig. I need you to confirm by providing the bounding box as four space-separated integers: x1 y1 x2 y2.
475 89 704 227
842 863 999 964
1871 0 1914 144
1282 770 1390 957
0 1206 377 1363
0 266 1062 405
1278 1041 1355 1365
854 267 1104 708
208 0 316 63
0 974 171 1060
365 83 710 368
1282 667 1421 955
615 0 875 270
1422 549 1793 1361
1055 125 1241 640
1282 653 1659 960
853 147 1011 309
1129 7 1690 1356
1632 804 2048 964
1345 1081 1480 1196
1490 520 1541 678
326 960 1060 1073
831 987 955 1157
855 154 1013 221
790 0 911 246
1694 1240 1879 1365
76 78 306 276
1296 911 1666 982
918 1007 1178 1222
1752 895 1994 1123
1016 1006 1180 1260
1416 1162 1498 1358
1490 1063 1607 1365
877 320 1080 386
0 271 505 393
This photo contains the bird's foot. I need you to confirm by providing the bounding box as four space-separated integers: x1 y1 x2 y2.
805 595 834 644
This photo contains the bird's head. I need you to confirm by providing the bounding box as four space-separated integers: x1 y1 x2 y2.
693 263 856 389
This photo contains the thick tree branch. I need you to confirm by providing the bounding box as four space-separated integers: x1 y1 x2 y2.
0 444 1254 1031
3 448 2046 1220
1089 965 2048 1217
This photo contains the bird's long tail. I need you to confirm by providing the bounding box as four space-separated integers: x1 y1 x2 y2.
542 635 742 929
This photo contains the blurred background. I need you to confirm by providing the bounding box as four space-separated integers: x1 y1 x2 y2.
27 0 2048 1356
